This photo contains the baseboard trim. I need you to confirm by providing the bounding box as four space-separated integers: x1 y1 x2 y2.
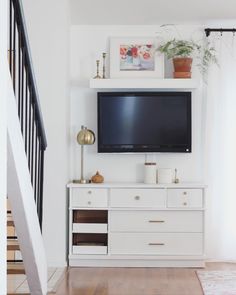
69 259 205 268
205 259 236 263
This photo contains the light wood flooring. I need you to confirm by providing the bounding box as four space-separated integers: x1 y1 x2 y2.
7 268 65 294
54 262 236 295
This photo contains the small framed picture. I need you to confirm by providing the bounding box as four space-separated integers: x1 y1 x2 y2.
110 37 164 78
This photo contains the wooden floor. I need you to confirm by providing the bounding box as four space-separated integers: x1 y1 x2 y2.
7 268 65 294
53 262 236 295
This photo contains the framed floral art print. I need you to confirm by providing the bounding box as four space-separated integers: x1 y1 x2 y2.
110 37 164 78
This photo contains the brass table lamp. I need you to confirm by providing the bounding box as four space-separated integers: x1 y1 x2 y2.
76 125 95 184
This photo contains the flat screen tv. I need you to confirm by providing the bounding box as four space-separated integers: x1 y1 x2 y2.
97 92 191 153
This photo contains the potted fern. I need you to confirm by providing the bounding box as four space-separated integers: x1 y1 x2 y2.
158 39 217 78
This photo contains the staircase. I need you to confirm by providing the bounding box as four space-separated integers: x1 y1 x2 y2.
7 0 48 294
7 200 25 276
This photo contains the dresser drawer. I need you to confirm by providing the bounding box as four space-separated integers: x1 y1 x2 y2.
72 223 108 234
71 189 108 208
110 233 203 255
110 189 166 208
110 210 203 233
167 189 203 208
73 245 107 255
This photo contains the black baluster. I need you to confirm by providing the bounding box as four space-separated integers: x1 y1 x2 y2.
31 105 35 184
18 28 21 118
21 47 25 133
13 11 16 91
34 125 38 202
9 0 12 72
28 85 32 170
39 150 44 229
37 138 42 220
25 71 28 153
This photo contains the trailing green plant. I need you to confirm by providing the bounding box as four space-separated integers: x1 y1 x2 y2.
158 38 218 75
199 43 218 75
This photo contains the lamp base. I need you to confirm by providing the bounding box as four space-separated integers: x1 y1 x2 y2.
72 179 91 184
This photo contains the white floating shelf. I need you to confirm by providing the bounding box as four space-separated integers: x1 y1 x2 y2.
89 78 199 90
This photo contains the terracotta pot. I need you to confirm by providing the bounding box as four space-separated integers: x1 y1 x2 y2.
91 171 104 183
173 57 192 79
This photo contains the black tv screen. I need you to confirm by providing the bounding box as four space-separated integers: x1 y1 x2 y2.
97 92 191 153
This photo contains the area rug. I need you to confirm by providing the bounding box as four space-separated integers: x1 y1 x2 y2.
196 270 236 295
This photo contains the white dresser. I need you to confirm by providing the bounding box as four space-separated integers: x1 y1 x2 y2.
68 183 206 267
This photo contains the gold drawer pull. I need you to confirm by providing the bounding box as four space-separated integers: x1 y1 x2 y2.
183 191 187 195
134 196 140 200
87 201 92 205
88 190 92 194
148 243 165 246
149 220 165 223
183 202 187 206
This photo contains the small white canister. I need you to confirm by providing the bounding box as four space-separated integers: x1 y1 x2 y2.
157 168 173 184
144 162 157 184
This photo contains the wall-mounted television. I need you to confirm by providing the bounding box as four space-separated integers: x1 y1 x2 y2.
97 92 191 153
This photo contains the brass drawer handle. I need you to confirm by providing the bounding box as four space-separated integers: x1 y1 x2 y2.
88 190 92 194
148 243 165 246
134 196 140 200
87 201 92 205
183 191 187 195
183 202 187 206
149 220 165 223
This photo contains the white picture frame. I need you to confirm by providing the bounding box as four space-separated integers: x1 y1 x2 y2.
110 37 164 78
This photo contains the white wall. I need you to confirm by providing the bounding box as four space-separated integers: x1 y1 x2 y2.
69 25 204 184
14 3 232 265
0 0 7 292
21 0 70 267
14 10 220 265
71 25 233 261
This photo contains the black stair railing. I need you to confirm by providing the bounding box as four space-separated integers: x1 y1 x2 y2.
8 0 47 229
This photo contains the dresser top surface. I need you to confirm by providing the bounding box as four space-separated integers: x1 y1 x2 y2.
67 182 206 189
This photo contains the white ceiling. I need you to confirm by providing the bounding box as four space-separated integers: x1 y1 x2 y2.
70 0 236 25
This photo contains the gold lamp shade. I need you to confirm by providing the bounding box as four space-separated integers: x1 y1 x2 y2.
77 126 95 145
75 125 95 184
